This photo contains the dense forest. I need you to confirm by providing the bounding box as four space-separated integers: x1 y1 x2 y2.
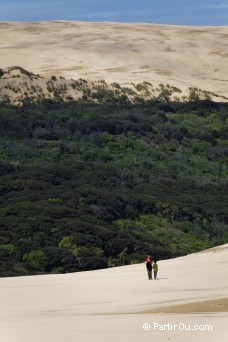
0 97 227 276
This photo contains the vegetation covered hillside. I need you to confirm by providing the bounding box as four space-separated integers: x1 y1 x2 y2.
0 97 227 276
1 66 228 105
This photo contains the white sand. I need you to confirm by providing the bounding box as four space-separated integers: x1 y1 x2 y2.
0 244 227 342
0 21 228 97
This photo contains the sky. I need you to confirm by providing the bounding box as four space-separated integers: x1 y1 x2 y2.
0 0 228 25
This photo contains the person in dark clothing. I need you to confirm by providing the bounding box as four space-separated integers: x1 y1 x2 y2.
145 256 152 280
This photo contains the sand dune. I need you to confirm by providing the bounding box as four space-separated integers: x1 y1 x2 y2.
0 21 228 97
0 244 227 342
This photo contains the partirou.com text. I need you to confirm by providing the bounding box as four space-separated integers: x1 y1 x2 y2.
143 322 213 331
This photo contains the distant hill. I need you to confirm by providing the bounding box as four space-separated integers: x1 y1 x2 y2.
0 21 228 98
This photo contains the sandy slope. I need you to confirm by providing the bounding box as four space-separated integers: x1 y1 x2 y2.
0 244 227 342
0 21 228 97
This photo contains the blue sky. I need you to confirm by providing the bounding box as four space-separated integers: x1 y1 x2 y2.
0 0 228 25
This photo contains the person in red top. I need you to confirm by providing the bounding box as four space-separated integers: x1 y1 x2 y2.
145 255 153 280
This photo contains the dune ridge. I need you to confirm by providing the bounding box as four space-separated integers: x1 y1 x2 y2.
0 21 228 99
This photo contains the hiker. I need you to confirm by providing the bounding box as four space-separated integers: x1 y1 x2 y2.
153 260 158 279
145 255 152 280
